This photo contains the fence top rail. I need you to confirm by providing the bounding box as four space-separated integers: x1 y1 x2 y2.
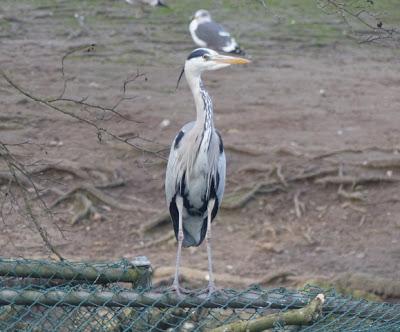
0 257 151 285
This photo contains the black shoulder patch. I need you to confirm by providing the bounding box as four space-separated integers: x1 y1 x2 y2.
174 130 185 149
187 48 209 60
216 131 224 154
169 195 179 241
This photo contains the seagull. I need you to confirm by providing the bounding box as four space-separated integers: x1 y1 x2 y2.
124 0 167 7
189 10 245 55
165 48 249 295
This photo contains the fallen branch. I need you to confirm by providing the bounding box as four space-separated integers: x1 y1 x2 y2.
209 294 325 332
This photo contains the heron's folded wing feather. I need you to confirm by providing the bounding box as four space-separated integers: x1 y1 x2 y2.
165 121 195 205
216 133 226 205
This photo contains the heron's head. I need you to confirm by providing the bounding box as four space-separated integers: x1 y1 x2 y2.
191 9 211 22
186 48 249 73
176 48 249 89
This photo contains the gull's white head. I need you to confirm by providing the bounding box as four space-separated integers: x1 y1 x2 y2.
192 9 211 23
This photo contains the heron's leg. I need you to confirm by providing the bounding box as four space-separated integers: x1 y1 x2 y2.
172 196 184 293
206 198 216 295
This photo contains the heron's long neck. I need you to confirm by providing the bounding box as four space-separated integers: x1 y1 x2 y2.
187 74 214 130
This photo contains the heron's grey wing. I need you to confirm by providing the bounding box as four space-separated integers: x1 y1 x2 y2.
165 121 195 205
215 132 226 207
195 21 237 51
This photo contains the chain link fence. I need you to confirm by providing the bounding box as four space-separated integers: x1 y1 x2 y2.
0 257 399 331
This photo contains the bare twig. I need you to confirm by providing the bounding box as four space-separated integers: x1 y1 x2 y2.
61 43 96 77
0 143 64 260
316 0 399 45
0 70 166 160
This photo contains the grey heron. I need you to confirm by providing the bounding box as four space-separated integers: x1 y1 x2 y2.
165 48 249 294
189 10 245 55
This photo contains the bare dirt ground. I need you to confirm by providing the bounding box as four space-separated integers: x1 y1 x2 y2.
1 1 400 299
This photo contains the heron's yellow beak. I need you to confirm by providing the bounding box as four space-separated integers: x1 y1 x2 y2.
211 54 250 65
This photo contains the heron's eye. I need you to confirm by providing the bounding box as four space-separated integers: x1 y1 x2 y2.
202 54 210 61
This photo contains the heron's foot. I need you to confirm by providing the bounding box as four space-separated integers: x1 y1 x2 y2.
197 282 220 297
167 282 191 296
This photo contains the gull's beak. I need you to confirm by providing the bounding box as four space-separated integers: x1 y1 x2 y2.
211 54 250 65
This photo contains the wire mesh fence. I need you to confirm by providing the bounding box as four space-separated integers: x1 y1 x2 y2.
0 257 399 331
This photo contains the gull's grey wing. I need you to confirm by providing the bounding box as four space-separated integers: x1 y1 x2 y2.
195 21 238 51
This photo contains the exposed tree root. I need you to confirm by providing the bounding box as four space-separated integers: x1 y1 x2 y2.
290 166 338 181
294 272 400 300
337 185 366 201
51 184 157 214
312 146 398 160
132 230 175 250
140 212 171 234
315 174 400 185
0 171 37 188
360 156 400 169
28 160 90 179
70 193 99 225
294 190 305 218
222 182 285 210
275 163 288 186
238 163 275 174
224 144 265 156
334 273 400 299
153 266 294 288
222 167 338 210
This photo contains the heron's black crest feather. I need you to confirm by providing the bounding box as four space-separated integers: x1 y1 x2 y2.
175 67 185 90
187 48 210 60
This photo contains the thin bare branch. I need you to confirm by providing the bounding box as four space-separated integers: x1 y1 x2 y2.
0 70 166 160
